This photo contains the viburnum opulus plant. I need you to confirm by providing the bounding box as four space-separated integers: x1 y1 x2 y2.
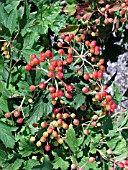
23 33 127 169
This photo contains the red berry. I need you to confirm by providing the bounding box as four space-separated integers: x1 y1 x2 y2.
98 70 103 78
53 108 60 114
39 82 46 89
83 74 90 80
71 164 77 169
103 84 108 90
56 72 64 79
106 95 112 101
45 50 53 58
57 42 63 47
65 36 71 42
49 86 56 93
91 121 97 127
67 57 73 64
14 110 20 117
60 33 66 39
92 115 98 121
101 91 107 97
84 129 89 135
65 92 72 99
56 90 64 98
55 66 63 72
102 100 107 106
81 34 85 40
48 71 54 78
30 54 36 60
89 157 95 162
25 64 31 71
40 52 46 62
45 145 51 151
40 137 46 143
30 85 36 91
33 57 40 65
73 119 79 126
57 60 63 66
93 71 98 79
51 93 57 99
17 118 23 123
51 60 57 66
118 162 124 168
58 49 65 55
49 64 55 71
41 121 47 128
66 85 73 92
69 34 74 39
82 87 89 93
5 112 11 118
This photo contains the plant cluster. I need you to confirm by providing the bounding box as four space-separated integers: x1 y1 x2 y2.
0 0 127 170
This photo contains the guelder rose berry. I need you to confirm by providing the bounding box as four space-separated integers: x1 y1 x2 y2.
89 157 95 162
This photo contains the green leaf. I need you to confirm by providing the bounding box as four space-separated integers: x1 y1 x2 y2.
113 83 122 104
101 115 113 134
19 138 36 157
64 127 82 152
0 4 8 27
72 93 86 109
26 94 53 124
33 156 53 170
59 25 79 35
0 149 7 164
3 159 23 170
113 138 127 155
52 152 70 170
115 152 127 162
0 122 15 148
7 10 17 34
107 136 121 150
63 4 76 16
0 96 10 113
24 159 40 170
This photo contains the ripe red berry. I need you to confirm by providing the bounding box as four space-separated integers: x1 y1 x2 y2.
47 71 54 78
14 110 20 117
65 92 72 99
89 157 95 162
45 50 53 58
106 95 112 101
45 144 51 151
49 86 56 93
60 33 66 39
56 72 64 79
30 85 36 91
49 64 55 71
17 118 23 123
57 42 63 47
25 64 31 71
5 112 11 118
83 74 90 80
66 85 73 92
118 162 124 168
65 36 71 42
82 87 89 93
39 82 46 89
56 90 64 98
69 34 74 39
30 54 36 60
53 108 60 114
91 121 97 127
73 119 79 126
57 60 63 66
51 60 57 66
33 57 40 65
58 49 65 55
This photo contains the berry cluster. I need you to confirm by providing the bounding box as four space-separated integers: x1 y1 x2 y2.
5 110 23 124
1 41 10 59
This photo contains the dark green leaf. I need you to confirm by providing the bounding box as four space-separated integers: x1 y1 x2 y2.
24 159 40 170
0 149 7 164
0 122 15 148
3 159 23 170
7 10 17 34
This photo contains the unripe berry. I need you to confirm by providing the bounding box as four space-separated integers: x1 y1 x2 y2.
30 136 36 142
107 149 113 155
73 119 79 126
41 121 47 128
36 141 41 147
71 164 77 169
84 129 89 135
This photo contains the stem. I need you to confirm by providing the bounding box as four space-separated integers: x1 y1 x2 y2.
115 126 128 132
